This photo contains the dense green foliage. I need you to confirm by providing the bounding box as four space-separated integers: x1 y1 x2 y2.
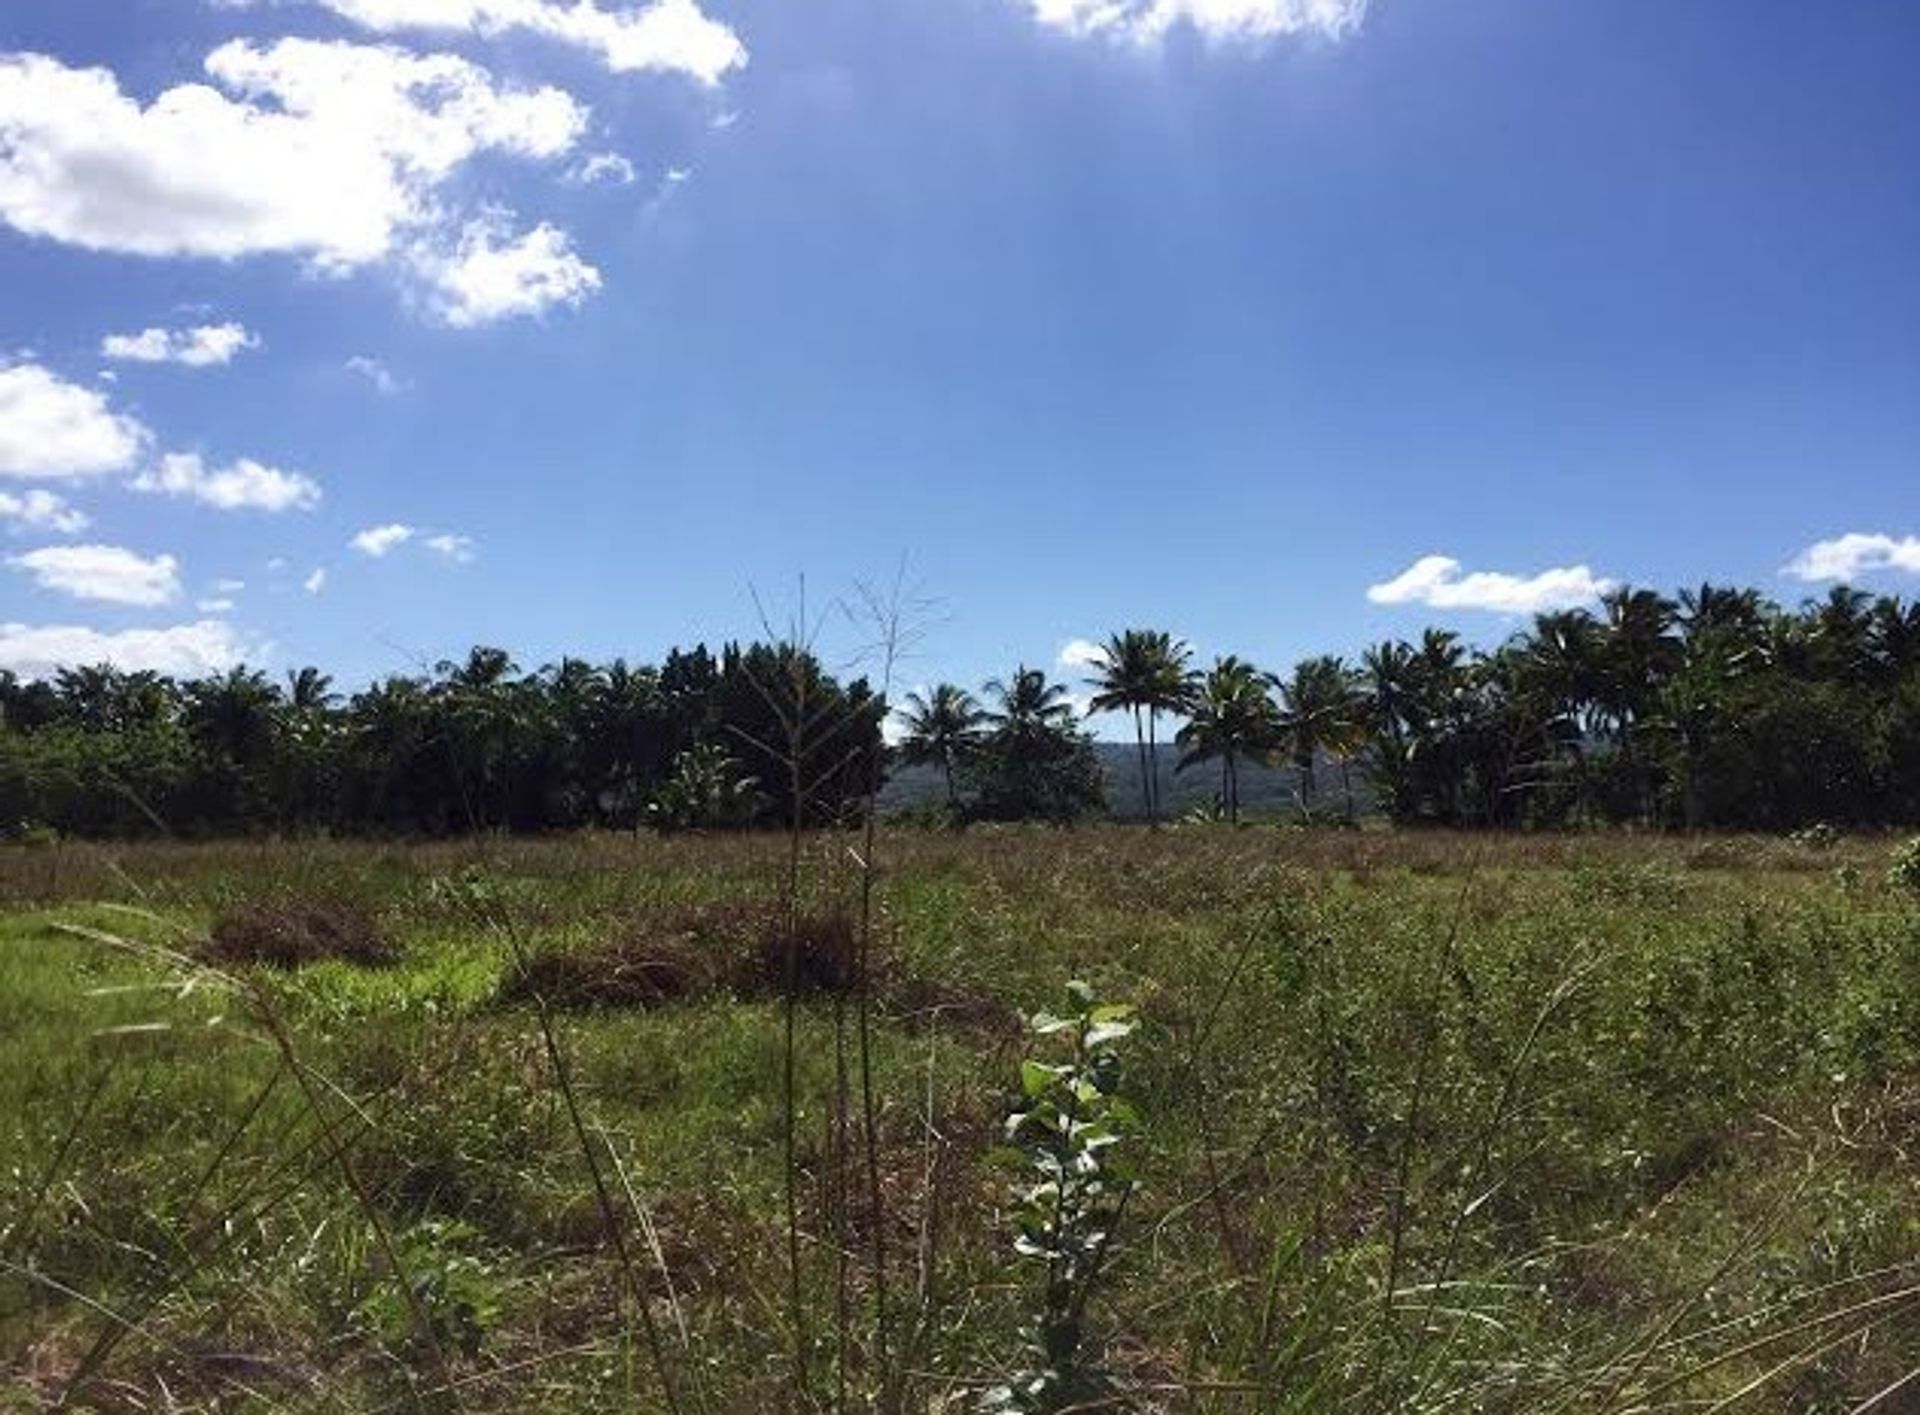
0 641 888 836
7 581 1920 836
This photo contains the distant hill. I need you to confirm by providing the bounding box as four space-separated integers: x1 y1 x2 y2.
879 743 1374 820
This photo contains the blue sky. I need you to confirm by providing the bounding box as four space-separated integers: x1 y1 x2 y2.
1 0 1917 704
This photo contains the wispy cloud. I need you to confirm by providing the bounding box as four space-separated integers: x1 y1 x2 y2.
303 567 328 595
351 523 415 557
131 452 321 512
101 322 259 367
1784 532 1920 583
1367 554 1613 615
309 0 748 85
1023 0 1370 46
0 489 89 534
423 533 477 563
345 355 404 395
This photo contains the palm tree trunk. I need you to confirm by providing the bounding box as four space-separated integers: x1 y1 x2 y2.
1133 706 1152 825
1146 710 1159 824
1341 756 1355 824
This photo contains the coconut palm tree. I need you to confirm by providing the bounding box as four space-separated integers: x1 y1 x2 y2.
896 683 986 809
1175 656 1280 824
1273 655 1367 821
1085 629 1196 824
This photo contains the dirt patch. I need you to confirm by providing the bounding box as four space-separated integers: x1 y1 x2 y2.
204 903 396 969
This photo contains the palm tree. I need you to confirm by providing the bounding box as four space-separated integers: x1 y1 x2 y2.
985 665 1076 733
1274 655 1367 821
285 666 336 712
1175 656 1280 824
1085 629 1195 824
896 683 986 809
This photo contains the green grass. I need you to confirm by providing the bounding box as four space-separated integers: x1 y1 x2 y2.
2 827 1916 1411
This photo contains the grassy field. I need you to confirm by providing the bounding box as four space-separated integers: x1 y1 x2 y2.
2 827 1917 1412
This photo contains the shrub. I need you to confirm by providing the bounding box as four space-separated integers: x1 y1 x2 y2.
501 930 717 1010
987 979 1139 1413
205 902 396 969
1888 837 1920 896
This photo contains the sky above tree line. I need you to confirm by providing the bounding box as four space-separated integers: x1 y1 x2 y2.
1 0 1916 720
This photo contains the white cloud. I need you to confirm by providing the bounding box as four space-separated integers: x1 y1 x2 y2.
1025 0 1369 44
303 566 328 594
351 522 415 556
0 363 148 479
101 322 259 367
419 218 601 326
0 489 89 533
565 151 636 186
314 0 747 85
9 543 182 606
345 354 404 394
197 596 236 612
0 41 585 271
212 577 246 593
1367 554 1614 615
1783 533 1920 583
130 452 321 512
0 619 250 678
423 532 476 562
1058 637 1105 669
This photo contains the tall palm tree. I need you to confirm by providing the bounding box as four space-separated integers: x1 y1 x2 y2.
1085 629 1195 824
1175 656 1280 823
1273 655 1367 820
896 683 986 809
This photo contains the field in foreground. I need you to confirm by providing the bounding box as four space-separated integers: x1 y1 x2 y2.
2 828 1917 1412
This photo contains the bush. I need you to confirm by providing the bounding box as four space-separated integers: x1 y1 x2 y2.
1888 837 1920 896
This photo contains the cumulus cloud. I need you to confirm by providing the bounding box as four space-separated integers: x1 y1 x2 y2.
9 543 182 606
303 567 328 594
0 363 148 479
345 354 404 394
423 532 476 562
0 489 89 533
101 322 259 367
351 522 415 556
1783 533 1920 583
313 0 747 84
1024 0 1370 44
131 452 321 512
419 218 601 326
0 618 250 678
197 596 236 612
0 41 585 272
1057 637 1105 669
1367 554 1613 615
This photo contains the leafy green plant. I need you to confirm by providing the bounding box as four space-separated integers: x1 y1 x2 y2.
355 1218 502 1358
987 980 1139 1413
1888 836 1920 895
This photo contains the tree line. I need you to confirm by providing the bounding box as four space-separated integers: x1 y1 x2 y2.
903 583 1920 830
2 582 1918 837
